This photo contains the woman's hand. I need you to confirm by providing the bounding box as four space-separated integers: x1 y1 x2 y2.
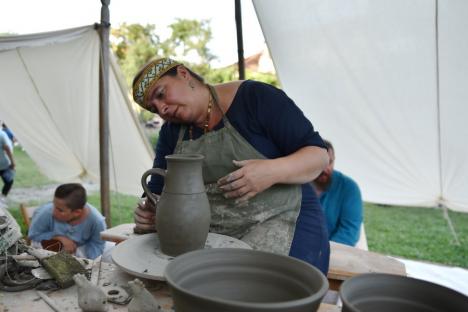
217 159 277 204
133 196 158 234
217 146 329 203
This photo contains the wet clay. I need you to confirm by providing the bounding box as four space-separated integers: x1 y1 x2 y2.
340 273 468 312
141 154 211 256
165 248 329 312
73 273 108 312
128 278 162 312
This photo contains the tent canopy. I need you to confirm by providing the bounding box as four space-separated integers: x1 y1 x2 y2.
0 26 154 196
254 0 468 212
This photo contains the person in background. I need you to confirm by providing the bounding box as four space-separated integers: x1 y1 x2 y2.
28 183 106 259
1 123 17 146
0 129 15 199
131 58 330 274
312 139 363 247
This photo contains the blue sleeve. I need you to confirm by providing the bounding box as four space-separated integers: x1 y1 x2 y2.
83 216 107 259
28 204 55 242
330 180 363 246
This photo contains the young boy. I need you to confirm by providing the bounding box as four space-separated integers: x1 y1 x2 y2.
28 183 106 259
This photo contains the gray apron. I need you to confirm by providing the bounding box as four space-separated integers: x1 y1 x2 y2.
174 85 302 255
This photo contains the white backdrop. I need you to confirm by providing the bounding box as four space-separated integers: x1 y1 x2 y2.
0 26 154 196
254 0 468 212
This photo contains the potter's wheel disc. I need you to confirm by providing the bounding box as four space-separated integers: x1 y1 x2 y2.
111 233 251 280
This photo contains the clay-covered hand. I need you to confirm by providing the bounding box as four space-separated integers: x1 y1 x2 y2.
52 235 77 254
133 196 159 233
217 159 277 204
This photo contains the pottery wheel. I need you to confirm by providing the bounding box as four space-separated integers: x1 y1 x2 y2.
112 233 251 281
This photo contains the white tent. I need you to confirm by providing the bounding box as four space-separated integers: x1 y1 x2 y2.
254 0 468 212
0 26 154 196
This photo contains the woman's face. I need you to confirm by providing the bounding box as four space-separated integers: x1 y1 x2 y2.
146 69 199 124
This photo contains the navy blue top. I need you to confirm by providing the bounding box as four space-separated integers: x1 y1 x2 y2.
148 80 330 273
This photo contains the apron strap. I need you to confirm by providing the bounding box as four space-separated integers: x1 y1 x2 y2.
176 124 187 145
176 83 239 144
207 84 234 129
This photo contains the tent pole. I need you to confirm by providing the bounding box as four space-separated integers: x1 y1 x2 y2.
98 0 111 227
235 0 245 80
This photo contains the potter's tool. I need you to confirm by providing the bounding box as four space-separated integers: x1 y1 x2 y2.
36 290 63 312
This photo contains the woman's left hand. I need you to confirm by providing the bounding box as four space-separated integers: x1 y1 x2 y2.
217 159 276 203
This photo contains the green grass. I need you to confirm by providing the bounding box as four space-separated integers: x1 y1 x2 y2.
13 147 56 187
365 203 468 268
87 192 138 226
5 148 468 268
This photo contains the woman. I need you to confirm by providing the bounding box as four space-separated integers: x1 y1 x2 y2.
132 58 330 274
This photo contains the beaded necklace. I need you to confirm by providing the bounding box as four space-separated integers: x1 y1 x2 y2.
188 85 214 140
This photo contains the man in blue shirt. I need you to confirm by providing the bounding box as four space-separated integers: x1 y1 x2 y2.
28 183 106 259
312 140 363 246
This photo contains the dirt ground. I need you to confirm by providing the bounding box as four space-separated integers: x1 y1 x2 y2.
6 182 100 205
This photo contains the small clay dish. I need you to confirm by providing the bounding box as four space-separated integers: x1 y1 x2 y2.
165 248 328 312
340 273 468 312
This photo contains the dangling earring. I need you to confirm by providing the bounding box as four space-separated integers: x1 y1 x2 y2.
189 81 195 90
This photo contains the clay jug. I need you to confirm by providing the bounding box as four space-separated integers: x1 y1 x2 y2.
141 154 211 257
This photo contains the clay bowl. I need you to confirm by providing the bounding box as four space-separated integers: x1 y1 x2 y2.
164 248 328 312
340 273 468 312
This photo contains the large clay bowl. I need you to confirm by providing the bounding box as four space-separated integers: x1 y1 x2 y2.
340 273 468 312
164 248 328 312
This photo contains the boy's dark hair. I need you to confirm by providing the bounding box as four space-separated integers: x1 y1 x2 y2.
54 183 87 211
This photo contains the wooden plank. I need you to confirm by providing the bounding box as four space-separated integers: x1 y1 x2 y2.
100 223 136 243
328 241 406 281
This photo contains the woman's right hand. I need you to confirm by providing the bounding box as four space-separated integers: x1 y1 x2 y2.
133 196 158 234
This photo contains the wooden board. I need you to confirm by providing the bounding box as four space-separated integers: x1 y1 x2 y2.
1 259 341 312
100 223 136 243
328 241 406 284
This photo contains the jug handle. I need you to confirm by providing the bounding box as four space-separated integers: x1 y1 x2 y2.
141 168 166 206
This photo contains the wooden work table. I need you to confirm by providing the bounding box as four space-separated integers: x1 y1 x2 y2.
1 223 349 311
1 258 340 312
1 224 406 311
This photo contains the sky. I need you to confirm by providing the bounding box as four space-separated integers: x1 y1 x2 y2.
0 0 266 67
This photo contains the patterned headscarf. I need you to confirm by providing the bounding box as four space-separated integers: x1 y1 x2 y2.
132 58 181 108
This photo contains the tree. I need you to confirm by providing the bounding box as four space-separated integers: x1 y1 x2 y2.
111 23 160 87
111 19 216 87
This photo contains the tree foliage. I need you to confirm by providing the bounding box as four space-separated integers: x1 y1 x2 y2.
111 23 160 87
111 19 216 87
110 18 279 103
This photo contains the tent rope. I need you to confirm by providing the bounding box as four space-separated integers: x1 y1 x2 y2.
440 203 461 246
434 0 445 204
98 43 123 226
108 129 123 225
